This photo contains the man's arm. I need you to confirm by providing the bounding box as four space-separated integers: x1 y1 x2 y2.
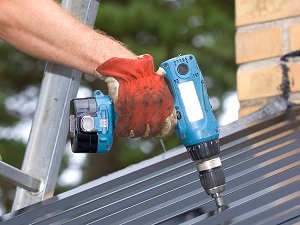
0 0 177 138
0 0 137 75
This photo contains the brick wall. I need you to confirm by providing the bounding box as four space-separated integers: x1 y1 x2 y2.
235 0 300 117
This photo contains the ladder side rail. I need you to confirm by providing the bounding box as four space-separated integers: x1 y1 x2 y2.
12 0 100 211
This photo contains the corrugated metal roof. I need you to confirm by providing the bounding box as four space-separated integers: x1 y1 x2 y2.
1 105 300 225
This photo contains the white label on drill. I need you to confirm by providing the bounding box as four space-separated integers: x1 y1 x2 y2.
100 119 107 127
178 81 203 122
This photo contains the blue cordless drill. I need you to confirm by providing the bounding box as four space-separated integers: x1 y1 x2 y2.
69 54 226 207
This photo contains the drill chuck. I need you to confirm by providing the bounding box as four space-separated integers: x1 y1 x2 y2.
197 158 225 196
197 157 225 207
187 140 226 208
187 138 220 159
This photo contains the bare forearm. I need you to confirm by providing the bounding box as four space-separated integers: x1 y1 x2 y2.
0 0 137 75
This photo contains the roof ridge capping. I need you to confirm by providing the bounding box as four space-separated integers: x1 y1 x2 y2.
220 96 292 137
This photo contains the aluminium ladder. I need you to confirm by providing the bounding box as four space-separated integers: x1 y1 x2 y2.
0 0 100 211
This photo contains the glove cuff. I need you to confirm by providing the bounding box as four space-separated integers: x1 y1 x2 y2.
93 69 105 80
93 54 155 80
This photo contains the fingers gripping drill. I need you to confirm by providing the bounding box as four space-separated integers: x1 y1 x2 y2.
69 54 226 208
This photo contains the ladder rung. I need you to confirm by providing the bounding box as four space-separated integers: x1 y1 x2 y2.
0 161 41 192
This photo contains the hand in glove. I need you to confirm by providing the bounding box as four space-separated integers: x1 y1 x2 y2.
94 54 177 139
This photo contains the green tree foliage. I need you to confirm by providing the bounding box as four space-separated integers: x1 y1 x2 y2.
0 0 235 214
0 43 43 213
95 0 236 112
0 140 26 213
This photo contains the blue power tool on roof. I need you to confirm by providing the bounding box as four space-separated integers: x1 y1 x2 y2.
69 54 226 207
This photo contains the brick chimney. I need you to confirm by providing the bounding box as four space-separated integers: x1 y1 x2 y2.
235 0 300 117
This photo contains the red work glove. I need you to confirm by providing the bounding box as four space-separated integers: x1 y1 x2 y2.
94 54 177 139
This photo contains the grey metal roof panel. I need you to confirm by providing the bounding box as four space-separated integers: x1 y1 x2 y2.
1 106 300 224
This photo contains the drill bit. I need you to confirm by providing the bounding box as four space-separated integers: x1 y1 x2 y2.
213 193 224 208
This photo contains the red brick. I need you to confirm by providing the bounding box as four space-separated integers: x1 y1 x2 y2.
289 22 300 51
236 0 300 26
235 27 283 64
